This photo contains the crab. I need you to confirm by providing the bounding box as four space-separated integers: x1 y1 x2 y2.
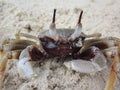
0 9 119 90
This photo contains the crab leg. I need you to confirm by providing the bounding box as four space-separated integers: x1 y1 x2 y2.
15 32 39 41
84 33 101 39
0 40 39 54
104 53 119 90
0 39 39 59
14 31 46 52
80 38 118 54
0 55 8 89
0 47 5 59
0 51 21 89
12 40 39 48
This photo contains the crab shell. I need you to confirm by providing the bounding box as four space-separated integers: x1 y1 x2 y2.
38 29 84 58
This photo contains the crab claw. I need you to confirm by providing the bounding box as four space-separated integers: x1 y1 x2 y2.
17 45 44 79
17 57 37 79
64 46 107 73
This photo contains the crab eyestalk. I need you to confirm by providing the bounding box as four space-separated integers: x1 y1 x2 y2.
69 10 83 41
76 10 83 32
46 9 59 41
78 10 83 26
49 9 56 32
75 10 83 34
50 9 56 30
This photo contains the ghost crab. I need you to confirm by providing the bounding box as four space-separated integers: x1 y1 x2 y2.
0 9 119 90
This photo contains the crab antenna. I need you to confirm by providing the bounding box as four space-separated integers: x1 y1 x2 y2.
52 9 56 23
78 10 83 25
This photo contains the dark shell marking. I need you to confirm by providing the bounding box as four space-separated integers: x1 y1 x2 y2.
39 36 81 58
29 46 44 61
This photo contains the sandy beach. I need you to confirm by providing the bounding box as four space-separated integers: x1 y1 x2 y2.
0 0 120 90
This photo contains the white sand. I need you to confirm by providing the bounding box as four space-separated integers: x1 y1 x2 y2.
0 0 120 90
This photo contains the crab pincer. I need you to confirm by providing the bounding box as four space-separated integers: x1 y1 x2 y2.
17 45 44 79
64 46 107 73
